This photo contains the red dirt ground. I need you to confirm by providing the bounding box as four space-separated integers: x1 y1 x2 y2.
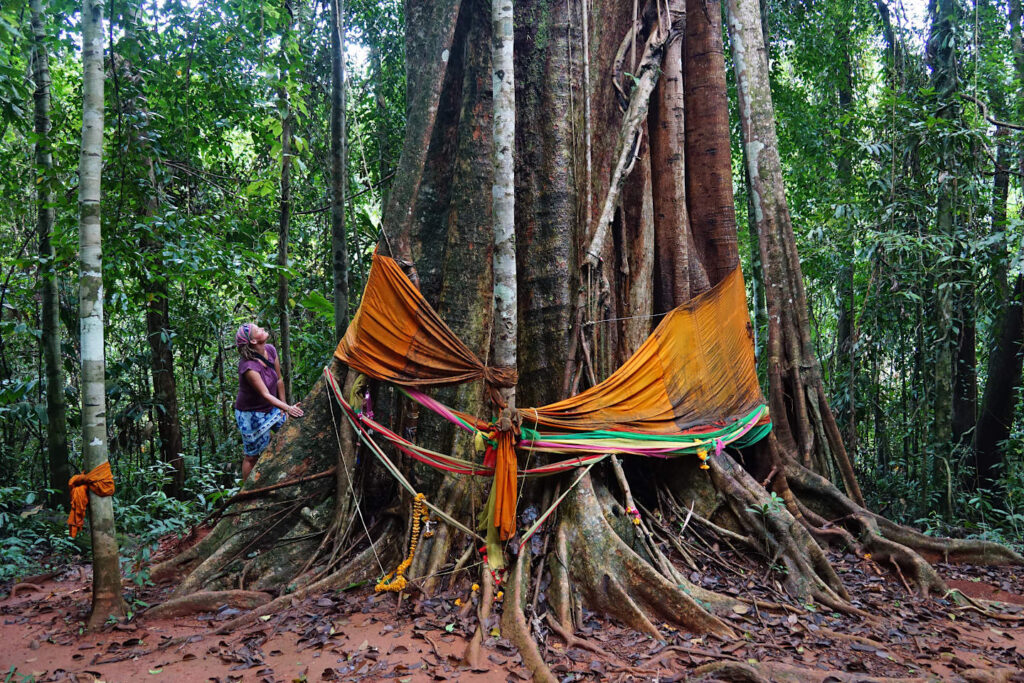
3 554 1024 682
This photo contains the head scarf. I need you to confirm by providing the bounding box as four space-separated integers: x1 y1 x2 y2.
236 323 254 348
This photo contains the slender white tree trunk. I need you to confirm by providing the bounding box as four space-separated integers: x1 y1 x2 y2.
491 0 516 395
78 0 126 628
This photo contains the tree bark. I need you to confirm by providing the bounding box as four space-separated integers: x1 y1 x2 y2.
31 0 71 510
684 0 737 286
490 0 516 507
277 95 293 404
142 236 186 497
276 1 295 403
726 0 864 505
926 0 957 476
118 1 187 497
78 0 127 628
331 0 349 342
649 0 704 312
973 0 1024 489
833 33 856 453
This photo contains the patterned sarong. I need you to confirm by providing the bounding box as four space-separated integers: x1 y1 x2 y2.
235 408 287 458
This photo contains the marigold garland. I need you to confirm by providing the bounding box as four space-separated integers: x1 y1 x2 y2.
376 493 428 592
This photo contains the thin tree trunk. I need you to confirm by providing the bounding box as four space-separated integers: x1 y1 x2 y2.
618 136 655 359
490 0 517 560
78 0 126 628
370 42 392 199
331 0 349 342
952 286 976 450
31 0 70 510
974 276 1023 488
834 35 856 453
927 0 958 490
277 106 293 403
142 231 186 496
491 0 516 403
973 0 1024 489
118 1 187 497
726 0 864 505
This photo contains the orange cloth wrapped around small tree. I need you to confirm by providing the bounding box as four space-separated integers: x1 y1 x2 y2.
67 461 115 538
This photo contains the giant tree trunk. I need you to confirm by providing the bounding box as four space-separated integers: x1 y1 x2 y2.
31 0 71 510
153 0 1022 672
78 0 127 629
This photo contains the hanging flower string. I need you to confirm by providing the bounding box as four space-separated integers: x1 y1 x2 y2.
376 493 429 593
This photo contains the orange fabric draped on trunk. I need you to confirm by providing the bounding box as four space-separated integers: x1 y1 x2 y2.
67 461 115 538
490 430 518 540
335 253 516 402
522 266 763 434
334 253 766 540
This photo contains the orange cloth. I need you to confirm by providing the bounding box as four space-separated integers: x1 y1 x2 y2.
491 430 518 540
524 266 763 434
334 254 766 540
335 253 516 403
67 461 115 538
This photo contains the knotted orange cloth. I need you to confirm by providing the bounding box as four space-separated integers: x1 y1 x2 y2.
335 253 767 540
67 461 115 538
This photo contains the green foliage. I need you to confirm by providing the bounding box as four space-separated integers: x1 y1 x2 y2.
0 485 79 583
734 0 1024 535
0 0 402 509
0 0 1021 571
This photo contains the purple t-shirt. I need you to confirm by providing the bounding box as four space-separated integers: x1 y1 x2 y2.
235 344 280 412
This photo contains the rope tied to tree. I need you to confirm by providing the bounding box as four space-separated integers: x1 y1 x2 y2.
67 461 115 538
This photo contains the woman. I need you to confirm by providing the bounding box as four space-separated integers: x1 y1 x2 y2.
234 323 303 479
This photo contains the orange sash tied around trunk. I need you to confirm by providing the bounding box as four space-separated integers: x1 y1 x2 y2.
67 461 115 538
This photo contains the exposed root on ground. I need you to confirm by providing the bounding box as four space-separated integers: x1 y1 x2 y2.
145 373 1024 681
502 551 557 683
461 563 494 667
213 523 398 635
692 661 772 683
709 452 859 615
783 461 1023 596
554 475 737 638
144 590 271 619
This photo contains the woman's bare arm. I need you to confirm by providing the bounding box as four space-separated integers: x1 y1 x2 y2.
244 370 301 416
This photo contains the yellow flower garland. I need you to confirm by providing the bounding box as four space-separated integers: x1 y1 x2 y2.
375 493 428 592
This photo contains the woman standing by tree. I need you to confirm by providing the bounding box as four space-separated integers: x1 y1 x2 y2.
234 323 303 480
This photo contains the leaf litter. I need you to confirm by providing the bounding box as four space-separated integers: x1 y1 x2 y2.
2 547 1024 681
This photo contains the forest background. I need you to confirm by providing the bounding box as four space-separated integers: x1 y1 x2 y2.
0 0 1022 586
